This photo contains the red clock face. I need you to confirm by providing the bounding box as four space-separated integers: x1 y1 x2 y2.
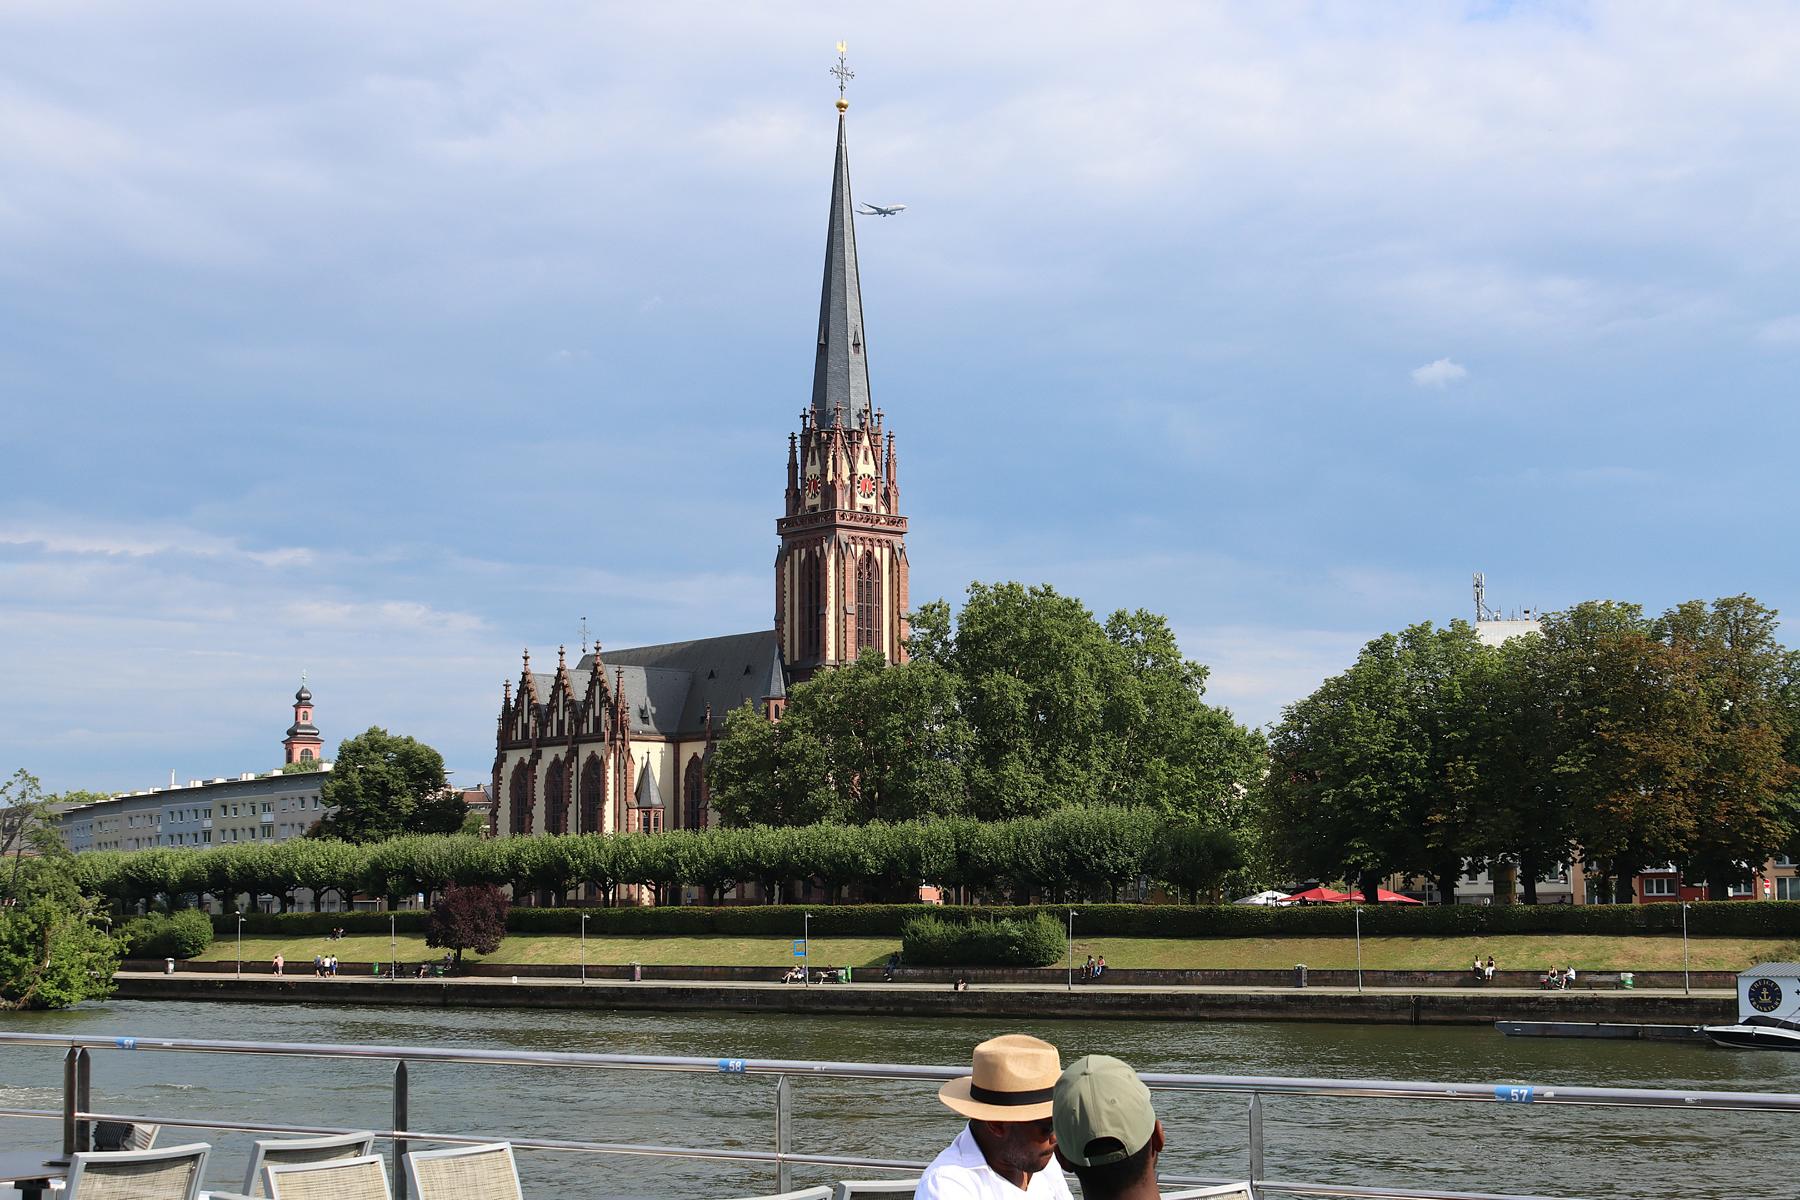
856 474 876 498
805 476 822 497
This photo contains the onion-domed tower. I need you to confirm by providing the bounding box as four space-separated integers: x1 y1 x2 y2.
282 677 323 765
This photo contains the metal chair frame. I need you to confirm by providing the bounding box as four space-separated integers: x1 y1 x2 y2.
264 1152 392 1200
403 1141 524 1200
65 1141 210 1200
240 1131 376 1196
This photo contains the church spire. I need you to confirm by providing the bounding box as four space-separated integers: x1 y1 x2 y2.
811 53 872 430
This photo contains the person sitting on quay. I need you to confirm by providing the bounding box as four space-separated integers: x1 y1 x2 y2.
1094 955 1106 979
1052 1054 1169 1200
915 1034 1072 1200
1484 955 1496 983
1472 956 1485 984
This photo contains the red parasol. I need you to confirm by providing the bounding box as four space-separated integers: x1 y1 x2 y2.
1345 888 1424 904
1283 886 1352 903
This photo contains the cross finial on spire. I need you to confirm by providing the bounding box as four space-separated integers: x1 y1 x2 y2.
830 41 853 111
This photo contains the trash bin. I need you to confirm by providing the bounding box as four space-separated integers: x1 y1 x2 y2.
163 958 174 976
843 966 852 983
1620 972 1635 990
1294 963 1308 988
631 962 642 982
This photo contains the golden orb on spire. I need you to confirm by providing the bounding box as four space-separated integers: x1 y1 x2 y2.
837 96 849 112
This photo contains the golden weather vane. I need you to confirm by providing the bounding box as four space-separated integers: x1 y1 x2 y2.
830 41 854 110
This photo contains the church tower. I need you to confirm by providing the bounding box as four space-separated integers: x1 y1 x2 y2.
775 64 909 680
283 677 322 764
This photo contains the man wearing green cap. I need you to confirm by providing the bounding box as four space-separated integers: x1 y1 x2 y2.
1051 1055 1166 1200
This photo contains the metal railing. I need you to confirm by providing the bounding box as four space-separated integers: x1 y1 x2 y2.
2 1031 1797 1200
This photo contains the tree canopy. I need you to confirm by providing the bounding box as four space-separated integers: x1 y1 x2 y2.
314 728 460 843
710 582 1263 835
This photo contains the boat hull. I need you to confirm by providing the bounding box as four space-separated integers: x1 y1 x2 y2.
1701 1023 1800 1051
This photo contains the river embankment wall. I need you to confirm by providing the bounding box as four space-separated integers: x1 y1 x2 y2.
112 974 1735 1026
131 961 1740 990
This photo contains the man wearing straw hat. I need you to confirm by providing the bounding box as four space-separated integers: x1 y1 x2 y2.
916 1034 1074 1200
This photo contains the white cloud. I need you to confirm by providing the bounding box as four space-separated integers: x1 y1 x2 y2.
1410 357 1468 388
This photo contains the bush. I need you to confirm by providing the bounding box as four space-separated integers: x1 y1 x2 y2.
123 909 214 959
901 913 1065 966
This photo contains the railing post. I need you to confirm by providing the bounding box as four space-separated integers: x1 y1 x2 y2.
775 1074 793 1193
76 1048 92 1152
62 1047 77 1157
1247 1092 1264 1186
393 1060 410 1200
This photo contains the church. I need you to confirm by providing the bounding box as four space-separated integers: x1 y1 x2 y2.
492 85 911 839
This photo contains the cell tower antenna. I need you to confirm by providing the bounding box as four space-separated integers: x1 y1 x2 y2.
1473 572 1498 623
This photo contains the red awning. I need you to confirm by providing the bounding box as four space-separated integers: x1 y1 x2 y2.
1284 886 1352 903
1345 888 1424 904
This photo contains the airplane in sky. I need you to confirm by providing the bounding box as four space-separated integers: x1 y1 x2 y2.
856 202 907 217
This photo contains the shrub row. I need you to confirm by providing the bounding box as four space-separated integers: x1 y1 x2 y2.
213 899 1800 939
901 913 1065 966
123 909 215 959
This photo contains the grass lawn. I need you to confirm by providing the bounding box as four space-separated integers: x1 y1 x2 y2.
190 932 1800 972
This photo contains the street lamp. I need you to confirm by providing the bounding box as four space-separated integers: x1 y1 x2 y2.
1682 902 1691 995
235 915 244 979
580 913 588 984
803 912 811 988
1066 910 1079 992
389 912 397 980
1354 905 1363 993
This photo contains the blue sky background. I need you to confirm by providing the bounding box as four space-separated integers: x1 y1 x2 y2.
5 2 1799 793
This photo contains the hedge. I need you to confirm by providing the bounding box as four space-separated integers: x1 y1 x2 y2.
212 899 1800 939
124 909 215 959
902 913 1064 966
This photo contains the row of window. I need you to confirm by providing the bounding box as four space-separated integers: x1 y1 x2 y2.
797 548 886 660
509 757 709 835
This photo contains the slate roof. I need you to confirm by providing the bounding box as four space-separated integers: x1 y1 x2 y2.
1740 964 1800 976
543 628 787 739
810 113 873 429
634 761 665 809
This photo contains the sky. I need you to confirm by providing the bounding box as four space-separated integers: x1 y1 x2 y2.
5 2 1800 794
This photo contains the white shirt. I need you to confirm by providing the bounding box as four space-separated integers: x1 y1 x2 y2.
915 1126 1074 1200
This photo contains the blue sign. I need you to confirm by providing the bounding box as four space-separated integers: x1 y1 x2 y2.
1493 1085 1535 1104
115 1037 138 1051
718 1058 747 1074
792 939 808 957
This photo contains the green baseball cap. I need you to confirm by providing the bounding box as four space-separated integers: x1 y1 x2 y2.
1053 1054 1156 1168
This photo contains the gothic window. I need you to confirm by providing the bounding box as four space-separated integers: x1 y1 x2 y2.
580 754 605 834
509 761 533 835
684 756 706 831
801 549 823 660
544 758 567 835
300 748 314 761
855 551 883 656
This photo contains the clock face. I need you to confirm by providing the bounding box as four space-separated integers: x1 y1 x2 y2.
1748 978 1783 1013
804 475 822 498
856 473 876 498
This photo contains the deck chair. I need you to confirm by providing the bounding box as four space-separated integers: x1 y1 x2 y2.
92 1121 161 1151
66 1142 210 1200
832 1180 921 1200
723 1188 833 1200
404 1143 523 1200
1161 1185 1256 1200
263 1153 391 1200
241 1132 377 1196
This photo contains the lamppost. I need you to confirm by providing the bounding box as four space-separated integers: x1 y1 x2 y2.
1354 905 1363 993
1682 902 1691 995
1066 910 1078 992
235 915 244 979
580 913 588 984
802 912 812 988
389 912 397 980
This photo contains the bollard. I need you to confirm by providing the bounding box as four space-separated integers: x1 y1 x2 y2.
1294 964 1308 988
164 958 174 976
631 962 642 982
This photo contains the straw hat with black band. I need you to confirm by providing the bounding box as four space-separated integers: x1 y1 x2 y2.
938 1034 1062 1123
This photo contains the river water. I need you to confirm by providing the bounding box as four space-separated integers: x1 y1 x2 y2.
1 999 1796 1200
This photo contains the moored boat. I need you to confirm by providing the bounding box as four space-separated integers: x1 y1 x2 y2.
1703 963 1800 1050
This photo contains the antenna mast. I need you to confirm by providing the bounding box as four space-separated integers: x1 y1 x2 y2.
1473 572 1498 623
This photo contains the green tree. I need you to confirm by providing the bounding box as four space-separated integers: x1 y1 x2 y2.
1151 823 1245 904
708 704 837 827
0 861 120 1010
314 728 454 843
2 771 69 891
279 759 323 775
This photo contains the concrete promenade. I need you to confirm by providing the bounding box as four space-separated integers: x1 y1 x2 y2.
113 970 1735 1026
